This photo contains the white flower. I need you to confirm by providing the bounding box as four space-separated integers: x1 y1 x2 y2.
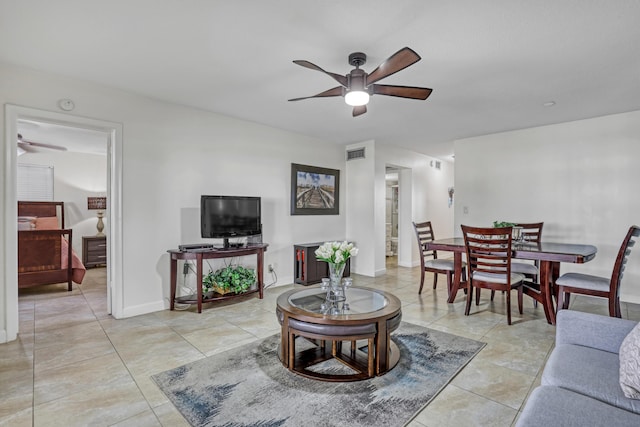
315 240 358 266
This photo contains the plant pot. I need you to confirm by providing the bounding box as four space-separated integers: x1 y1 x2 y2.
212 285 234 295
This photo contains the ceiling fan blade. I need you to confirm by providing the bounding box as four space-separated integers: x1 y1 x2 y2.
288 86 343 102
27 141 68 151
17 142 37 153
366 47 421 85
18 133 68 151
372 84 433 100
293 60 348 87
352 105 367 117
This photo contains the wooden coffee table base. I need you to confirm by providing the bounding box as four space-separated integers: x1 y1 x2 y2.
278 337 400 382
276 287 403 382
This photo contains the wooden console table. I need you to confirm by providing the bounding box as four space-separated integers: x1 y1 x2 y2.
168 243 268 313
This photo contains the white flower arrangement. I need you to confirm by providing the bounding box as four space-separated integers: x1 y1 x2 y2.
315 241 359 266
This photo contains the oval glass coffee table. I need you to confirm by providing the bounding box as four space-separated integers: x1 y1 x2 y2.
276 286 402 381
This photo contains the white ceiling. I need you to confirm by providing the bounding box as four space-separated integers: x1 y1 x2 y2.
2 0 640 160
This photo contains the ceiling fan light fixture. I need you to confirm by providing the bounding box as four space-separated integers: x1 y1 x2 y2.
290 47 429 116
345 90 370 106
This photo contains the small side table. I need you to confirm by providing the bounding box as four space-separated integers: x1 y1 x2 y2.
83 235 107 268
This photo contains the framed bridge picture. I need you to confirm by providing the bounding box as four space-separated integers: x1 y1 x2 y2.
290 163 340 215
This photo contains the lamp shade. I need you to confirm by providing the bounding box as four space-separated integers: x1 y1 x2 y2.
87 197 107 210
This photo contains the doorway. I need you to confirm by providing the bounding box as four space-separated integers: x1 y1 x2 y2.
384 165 413 269
385 169 399 261
3 105 123 343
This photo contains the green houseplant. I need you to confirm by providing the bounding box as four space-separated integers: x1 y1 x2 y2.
493 221 516 228
203 265 256 295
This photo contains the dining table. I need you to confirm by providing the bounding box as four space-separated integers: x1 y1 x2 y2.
424 238 598 325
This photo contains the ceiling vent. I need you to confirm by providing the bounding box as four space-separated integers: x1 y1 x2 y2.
347 147 366 161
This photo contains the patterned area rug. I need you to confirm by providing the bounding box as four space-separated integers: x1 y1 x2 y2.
152 322 485 427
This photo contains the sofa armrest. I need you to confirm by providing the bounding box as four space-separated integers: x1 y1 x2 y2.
556 310 637 354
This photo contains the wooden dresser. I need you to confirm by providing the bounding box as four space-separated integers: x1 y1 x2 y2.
82 235 107 268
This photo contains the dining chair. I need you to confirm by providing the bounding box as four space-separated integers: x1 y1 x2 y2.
492 222 544 302
555 225 640 318
462 225 525 325
413 221 465 295
510 222 544 280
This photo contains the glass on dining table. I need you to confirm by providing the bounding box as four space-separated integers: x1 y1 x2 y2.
512 226 523 243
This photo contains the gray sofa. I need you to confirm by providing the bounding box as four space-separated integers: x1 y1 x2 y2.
517 310 640 426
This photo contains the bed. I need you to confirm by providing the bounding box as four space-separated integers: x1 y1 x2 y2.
18 201 86 291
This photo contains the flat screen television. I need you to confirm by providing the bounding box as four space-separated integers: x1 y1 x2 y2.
201 195 261 248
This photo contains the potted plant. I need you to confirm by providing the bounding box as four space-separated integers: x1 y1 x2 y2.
203 265 256 295
493 221 522 241
492 221 516 228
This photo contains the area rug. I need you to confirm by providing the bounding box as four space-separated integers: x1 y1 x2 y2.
152 322 485 427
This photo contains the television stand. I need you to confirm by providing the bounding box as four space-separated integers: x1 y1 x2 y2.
220 239 244 249
168 243 269 313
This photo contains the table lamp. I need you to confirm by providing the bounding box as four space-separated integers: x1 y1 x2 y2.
87 196 107 236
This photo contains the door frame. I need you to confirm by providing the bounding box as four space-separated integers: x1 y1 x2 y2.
2 105 123 342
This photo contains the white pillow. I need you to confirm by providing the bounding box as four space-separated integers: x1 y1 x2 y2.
18 222 33 230
17 216 36 230
620 322 640 399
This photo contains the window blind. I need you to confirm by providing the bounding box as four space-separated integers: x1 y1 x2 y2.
17 164 54 201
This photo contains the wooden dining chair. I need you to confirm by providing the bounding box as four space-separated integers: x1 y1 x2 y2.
462 225 525 325
510 222 544 281
413 221 465 295
492 222 544 303
555 225 640 318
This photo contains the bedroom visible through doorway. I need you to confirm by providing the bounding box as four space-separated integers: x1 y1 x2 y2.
16 120 108 309
3 104 123 343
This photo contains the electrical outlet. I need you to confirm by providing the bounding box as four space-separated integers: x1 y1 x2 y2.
268 264 274 272
183 262 190 274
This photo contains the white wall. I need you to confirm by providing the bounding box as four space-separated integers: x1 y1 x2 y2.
345 141 376 276
376 144 455 270
0 62 346 328
344 141 455 276
454 110 640 303
18 151 107 255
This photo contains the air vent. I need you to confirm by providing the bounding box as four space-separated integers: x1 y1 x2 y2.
347 148 366 161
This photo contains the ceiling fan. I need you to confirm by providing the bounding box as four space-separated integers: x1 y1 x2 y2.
17 133 67 154
288 47 432 117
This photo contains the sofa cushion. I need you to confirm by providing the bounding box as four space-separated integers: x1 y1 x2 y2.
516 386 640 427
542 343 640 414
555 310 637 353
620 322 640 399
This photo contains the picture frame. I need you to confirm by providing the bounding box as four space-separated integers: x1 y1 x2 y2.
290 163 340 215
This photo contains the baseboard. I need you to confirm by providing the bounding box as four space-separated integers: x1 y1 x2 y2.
0 329 7 344
622 295 640 305
120 300 166 318
397 260 415 268
374 268 387 277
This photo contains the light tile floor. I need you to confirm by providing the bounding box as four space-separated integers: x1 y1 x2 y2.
2 260 639 426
